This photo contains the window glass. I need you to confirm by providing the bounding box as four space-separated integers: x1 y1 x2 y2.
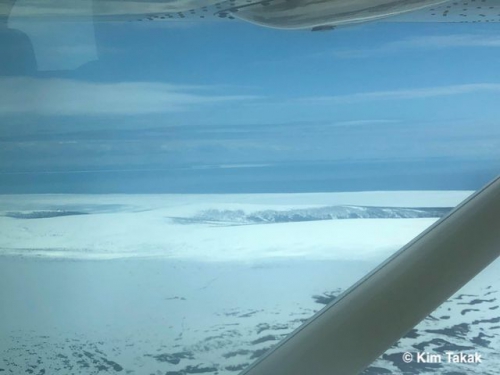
1 5 499 374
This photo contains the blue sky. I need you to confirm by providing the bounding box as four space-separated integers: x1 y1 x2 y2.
1 18 500 192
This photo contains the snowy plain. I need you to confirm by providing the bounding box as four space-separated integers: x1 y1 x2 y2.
0 191 470 261
1 191 499 375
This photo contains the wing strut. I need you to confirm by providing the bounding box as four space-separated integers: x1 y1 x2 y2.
241 175 500 375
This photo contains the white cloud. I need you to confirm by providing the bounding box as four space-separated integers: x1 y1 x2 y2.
394 34 500 49
331 119 400 127
298 83 500 105
333 34 500 59
0 77 257 116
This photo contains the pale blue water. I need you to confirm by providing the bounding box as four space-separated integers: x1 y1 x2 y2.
1 159 498 194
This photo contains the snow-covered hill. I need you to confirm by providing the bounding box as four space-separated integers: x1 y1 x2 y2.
171 205 452 226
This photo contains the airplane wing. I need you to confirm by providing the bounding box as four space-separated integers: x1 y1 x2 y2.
228 0 500 29
382 0 500 23
3 0 500 29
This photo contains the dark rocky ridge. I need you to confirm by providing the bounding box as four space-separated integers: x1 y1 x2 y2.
170 206 452 226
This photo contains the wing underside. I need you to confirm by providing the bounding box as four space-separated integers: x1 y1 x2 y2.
131 0 500 28
383 0 500 23
4 0 500 28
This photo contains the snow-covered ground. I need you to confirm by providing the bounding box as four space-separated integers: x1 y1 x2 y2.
0 191 498 375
